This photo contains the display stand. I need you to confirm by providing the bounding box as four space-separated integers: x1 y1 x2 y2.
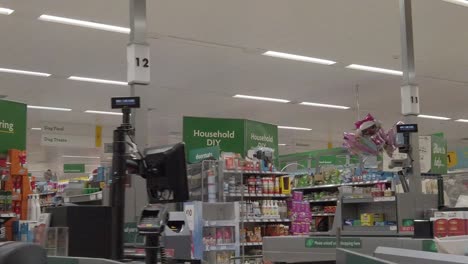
186 201 240 264
1 149 30 241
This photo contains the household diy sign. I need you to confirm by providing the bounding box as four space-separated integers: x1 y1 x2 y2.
183 116 279 163
0 100 27 154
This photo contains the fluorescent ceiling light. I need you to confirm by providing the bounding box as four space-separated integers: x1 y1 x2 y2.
417 114 451 120
278 126 312 131
85 110 123 116
455 119 468 123
0 67 51 77
30 128 42 131
262 51 336 65
63 155 100 159
300 102 350 110
278 143 287 146
68 76 128 86
28 105 72 111
345 64 403 76
233 94 290 103
443 0 468 7
38 15 130 34
0 8 14 15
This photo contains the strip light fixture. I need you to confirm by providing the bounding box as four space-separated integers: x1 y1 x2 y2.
38 15 130 34
0 7 14 15
68 76 128 86
417 114 451 120
443 0 468 7
345 64 403 76
28 105 72 111
233 94 290 103
262 51 336 65
84 110 123 116
63 155 100 159
455 119 468 123
278 143 287 146
30 128 42 131
300 102 350 110
0 68 51 77
278 126 312 131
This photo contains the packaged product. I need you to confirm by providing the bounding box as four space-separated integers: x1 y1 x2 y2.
360 213 374 226
373 213 384 223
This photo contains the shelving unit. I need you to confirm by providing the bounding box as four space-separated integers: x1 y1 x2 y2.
219 160 291 262
0 213 16 241
293 178 395 235
63 191 103 204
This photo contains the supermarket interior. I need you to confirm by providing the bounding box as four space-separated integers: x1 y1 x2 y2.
2 0 468 264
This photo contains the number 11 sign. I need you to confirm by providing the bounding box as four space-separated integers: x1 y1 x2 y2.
127 43 150 84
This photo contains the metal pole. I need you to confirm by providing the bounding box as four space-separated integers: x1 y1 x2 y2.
110 110 132 260
399 0 422 195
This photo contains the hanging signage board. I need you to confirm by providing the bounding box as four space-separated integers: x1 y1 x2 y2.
127 43 150 84
431 133 447 174
63 164 85 173
183 116 279 165
41 134 95 148
183 116 245 155
0 100 27 154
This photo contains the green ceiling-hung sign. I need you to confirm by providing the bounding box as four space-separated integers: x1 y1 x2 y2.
63 164 85 173
0 100 27 154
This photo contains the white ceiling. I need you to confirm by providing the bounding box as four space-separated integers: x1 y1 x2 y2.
1 0 468 172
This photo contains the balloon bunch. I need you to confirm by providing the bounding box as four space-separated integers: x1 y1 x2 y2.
343 114 402 157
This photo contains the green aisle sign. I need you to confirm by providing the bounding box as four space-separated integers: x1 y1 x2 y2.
0 100 27 154
305 238 362 249
63 164 85 173
183 116 279 165
244 119 279 164
183 116 244 155
431 134 447 174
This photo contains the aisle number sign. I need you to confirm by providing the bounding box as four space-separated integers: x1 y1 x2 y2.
127 43 150 84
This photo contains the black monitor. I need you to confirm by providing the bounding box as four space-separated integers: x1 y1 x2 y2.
143 143 189 203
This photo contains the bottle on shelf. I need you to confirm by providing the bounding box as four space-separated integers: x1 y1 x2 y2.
34 194 41 218
27 195 35 221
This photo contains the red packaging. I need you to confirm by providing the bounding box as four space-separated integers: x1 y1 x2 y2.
434 219 448 238
448 218 466 236
225 158 234 170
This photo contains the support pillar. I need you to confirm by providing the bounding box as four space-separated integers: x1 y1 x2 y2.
399 0 423 193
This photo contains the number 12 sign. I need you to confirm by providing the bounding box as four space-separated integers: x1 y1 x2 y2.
127 43 150 84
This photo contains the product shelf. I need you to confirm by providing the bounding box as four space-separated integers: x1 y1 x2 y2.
311 213 335 217
240 242 263 246
204 220 238 227
204 244 237 251
0 213 16 219
240 218 290 223
63 191 102 203
309 231 332 236
223 170 286 175
293 184 341 190
341 225 398 236
307 198 338 203
225 193 290 198
39 191 56 196
342 196 396 204
292 180 392 191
